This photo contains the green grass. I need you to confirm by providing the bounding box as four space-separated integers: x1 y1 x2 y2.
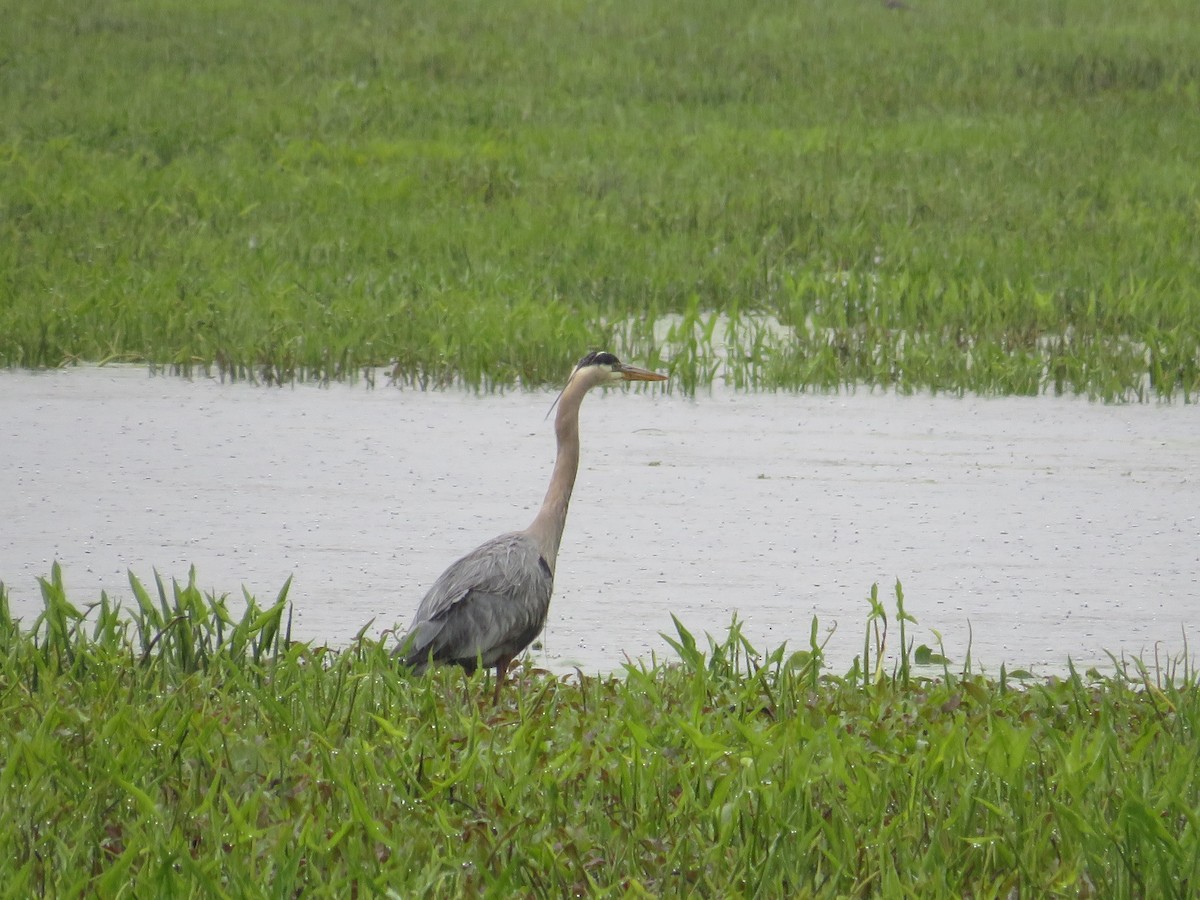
1 0 1198 397
3 567 1197 896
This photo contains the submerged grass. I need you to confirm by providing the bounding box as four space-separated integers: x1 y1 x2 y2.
2 567 1197 896
2 0 1199 398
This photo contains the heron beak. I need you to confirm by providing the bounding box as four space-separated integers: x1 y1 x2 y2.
618 363 668 382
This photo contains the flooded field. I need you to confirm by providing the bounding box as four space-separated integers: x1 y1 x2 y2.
2 366 1197 676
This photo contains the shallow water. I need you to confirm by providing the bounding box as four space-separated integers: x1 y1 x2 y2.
2 366 1197 676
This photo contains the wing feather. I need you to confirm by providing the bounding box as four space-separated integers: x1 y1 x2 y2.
397 532 554 671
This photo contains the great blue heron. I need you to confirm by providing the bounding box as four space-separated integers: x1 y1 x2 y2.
395 350 667 702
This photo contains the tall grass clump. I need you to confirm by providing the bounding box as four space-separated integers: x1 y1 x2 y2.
1 0 1197 398
2 568 1198 895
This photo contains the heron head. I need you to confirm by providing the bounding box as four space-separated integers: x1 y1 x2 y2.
572 350 668 386
546 351 667 418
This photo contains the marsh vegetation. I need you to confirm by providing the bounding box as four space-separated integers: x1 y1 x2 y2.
2 0 1198 397
3 571 1197 896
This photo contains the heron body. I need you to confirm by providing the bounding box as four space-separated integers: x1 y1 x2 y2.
401 531 552 675
395 350 667 701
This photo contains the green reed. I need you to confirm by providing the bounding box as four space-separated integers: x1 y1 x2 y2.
2 568 1196 896
1 0 1197 398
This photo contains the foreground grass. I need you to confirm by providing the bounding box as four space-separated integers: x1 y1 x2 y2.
2 0 1199 398
2 568 1197 896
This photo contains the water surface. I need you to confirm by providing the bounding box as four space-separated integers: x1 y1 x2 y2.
2 366 1196 675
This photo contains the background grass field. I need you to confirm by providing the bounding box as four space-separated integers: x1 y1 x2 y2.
2 0 1198 396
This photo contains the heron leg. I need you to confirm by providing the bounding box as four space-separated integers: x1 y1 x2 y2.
492 657 511 705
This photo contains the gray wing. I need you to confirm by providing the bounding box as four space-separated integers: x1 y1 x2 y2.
396 531 554 671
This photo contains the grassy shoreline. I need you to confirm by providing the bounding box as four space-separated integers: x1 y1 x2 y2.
2 567 1197 895
3 0 1199 398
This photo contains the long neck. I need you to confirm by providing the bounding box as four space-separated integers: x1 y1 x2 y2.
525 376 589 572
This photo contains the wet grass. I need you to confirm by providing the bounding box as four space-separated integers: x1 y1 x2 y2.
3 567 1197 896
2 0 1199 398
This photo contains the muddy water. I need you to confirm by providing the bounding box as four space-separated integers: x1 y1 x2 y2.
2 366 1197 676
